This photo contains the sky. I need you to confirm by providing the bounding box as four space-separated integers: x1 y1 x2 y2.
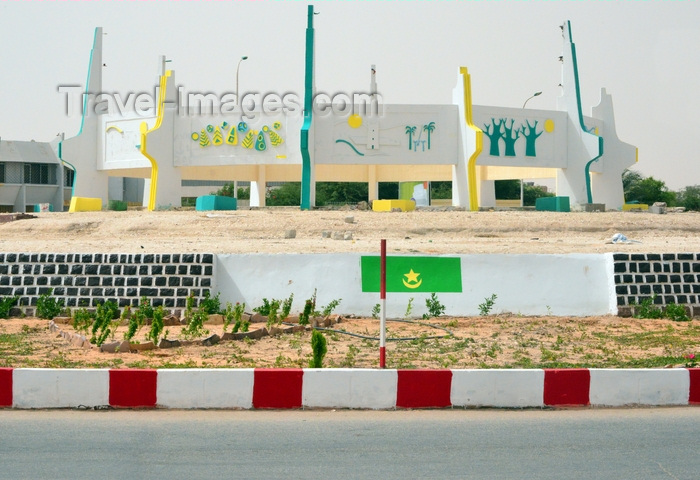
1 0 699 190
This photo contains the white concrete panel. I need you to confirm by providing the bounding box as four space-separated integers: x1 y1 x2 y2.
451 369 544 408
302 369 398 409
214 253 613 318
589 369 690 407
157 369 254 409
13 369 109 409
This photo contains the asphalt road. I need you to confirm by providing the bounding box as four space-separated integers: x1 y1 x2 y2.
0 408 697 480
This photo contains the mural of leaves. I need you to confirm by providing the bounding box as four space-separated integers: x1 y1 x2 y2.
263 125 284 146
255 130 267 151
226 125 238 145
199 129 210 147
212 127 223 146
242 130 255 149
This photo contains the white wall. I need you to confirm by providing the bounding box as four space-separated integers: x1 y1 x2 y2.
214 253 616 317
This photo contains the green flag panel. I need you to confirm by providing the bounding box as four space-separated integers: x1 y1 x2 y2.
361 256 462 293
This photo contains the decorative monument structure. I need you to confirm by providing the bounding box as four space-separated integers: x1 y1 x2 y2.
59 9 636 212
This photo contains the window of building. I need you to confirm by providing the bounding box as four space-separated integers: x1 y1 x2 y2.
64 168 75 187
0 163 5 183
23 163 51 185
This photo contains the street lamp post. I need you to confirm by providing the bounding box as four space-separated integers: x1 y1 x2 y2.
236 56 248 106
522 91 542 109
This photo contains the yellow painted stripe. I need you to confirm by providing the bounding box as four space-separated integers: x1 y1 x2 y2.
105 125 123 133
460 67 482 211
139 70 171 211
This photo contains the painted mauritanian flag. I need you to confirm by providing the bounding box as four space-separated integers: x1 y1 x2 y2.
360 256 462 293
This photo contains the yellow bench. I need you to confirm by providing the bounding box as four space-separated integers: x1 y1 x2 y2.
372 200 416 212
622 203 648 211
69 197 103 212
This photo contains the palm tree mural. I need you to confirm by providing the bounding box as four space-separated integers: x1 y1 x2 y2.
423 122 435 150
405 126 417 150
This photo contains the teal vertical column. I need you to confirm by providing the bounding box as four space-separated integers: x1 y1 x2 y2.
300 5 315 210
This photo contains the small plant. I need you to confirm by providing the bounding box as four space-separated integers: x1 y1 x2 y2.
684 353 697 368
478 294 497 316
633 296 663 319
404 297 415 319
0 296 19 319
224 302 247 333
265 299 281 329
138 296 154 320
281 293 294 321
147 305 165 344
184 293 196 322
72 308 94 334
253 298 273 316
199 291 221 315
299 298 314 325
423 293 446 319
124 307 146 342
664 303 689 322
320 298 341 317
371 303 381 319
309 329 327 368
36 289 64 319
182 308 208 340
90 301 119 347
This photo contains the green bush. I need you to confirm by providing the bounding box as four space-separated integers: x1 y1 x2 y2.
310 329 327 368
36 289 64 319
0 296 19 318
664 303 689 322
199 291 221 315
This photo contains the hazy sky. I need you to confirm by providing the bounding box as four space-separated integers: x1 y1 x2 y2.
1 0 698 190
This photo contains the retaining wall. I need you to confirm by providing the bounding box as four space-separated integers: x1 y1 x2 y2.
0 253 214 314
613 253 700 317
2 368 698 409
1 252 699 318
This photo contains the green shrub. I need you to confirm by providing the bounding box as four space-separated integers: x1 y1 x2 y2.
36 289 64 319
633 296 663 319
664 303 689 322
72 308 94 334
200 291 221 315
281 293 294 321
423 293 445 319
478 294 497 316
310 329 327 368
0 296 19 318
147 306 165 344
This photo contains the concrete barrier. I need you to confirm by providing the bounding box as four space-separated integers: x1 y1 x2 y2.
157 369 254 409
2 368 698 409
303 368 397 409
451 369 544 408
12 369 109 408
589 368 690 406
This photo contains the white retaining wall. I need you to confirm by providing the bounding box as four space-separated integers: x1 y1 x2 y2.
215 253 616 317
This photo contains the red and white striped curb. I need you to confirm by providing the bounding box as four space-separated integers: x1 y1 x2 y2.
1 368 699 409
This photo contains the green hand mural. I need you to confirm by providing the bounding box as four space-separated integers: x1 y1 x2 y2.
483 118 504 156
501 119 520 157
521 120 542 157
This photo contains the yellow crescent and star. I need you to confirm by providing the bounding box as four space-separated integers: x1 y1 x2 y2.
402 269 422 289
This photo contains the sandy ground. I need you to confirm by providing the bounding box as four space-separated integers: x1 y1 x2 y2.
0 208 699 255
1 207 699 368
1 315 698 369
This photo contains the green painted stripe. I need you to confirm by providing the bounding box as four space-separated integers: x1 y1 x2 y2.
335 139 365 156
361 256 462 293
300 6 315 211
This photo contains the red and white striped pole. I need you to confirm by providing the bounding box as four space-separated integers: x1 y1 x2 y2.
379 239 387 368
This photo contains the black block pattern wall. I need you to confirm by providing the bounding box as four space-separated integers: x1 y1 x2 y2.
0 253 214 314
613 253 700 317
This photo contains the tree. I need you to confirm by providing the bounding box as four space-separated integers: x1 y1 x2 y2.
316 182 368 206
622 169 644 199
676 185 700 211
266 182 301 206
430 181 452 200
626 175 675 205
495 179 521 200
211 183 249 200
523 184 554 206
